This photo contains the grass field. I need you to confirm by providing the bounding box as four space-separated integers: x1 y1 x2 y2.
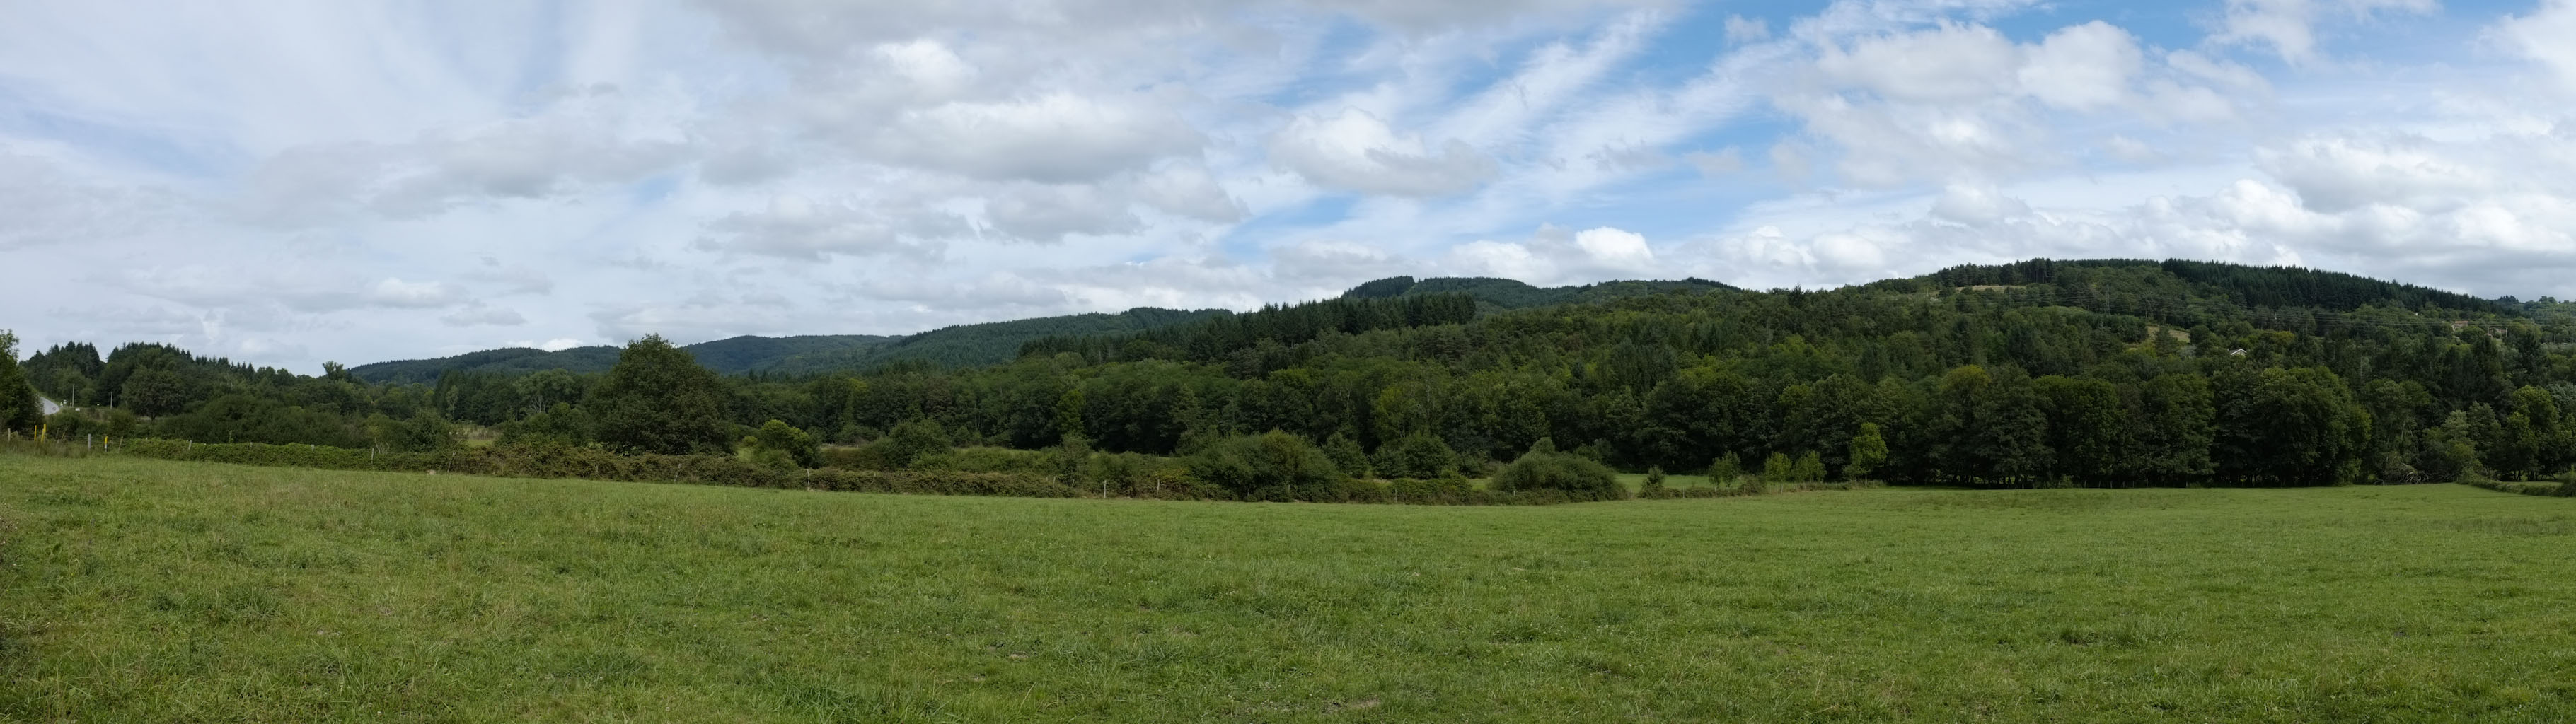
5 455 2575 722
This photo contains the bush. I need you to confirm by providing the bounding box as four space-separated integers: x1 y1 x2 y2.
1709 452 1742 483
1641 466 1668 498
1373 432 1457 479
882 419 953 469
742 419 821 469
1762 452 1794 482
1321 433 1371 478
1492 439 1624 501
1184 431 1344 501
500 402 594 446
913 445 1049 474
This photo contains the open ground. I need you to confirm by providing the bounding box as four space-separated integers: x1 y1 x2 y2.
4 455 2574 722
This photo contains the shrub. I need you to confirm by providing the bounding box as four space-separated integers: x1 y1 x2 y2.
1321 432 1371 478
1846 423 1888 480
1492 440 1623 501
1762 452 1794 481
1373 432 1457 479
1184 431 1343 501
1641 466 1668 498
1709 452 1742 484
881 419 953 469
1793 452 1827 483
742 419 821 469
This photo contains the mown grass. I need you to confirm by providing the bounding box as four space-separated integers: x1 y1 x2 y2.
4 455 2575 723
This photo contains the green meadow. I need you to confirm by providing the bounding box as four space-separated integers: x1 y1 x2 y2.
5 454 2575 723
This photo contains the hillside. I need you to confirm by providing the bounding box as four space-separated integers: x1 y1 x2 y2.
23 257 2575 489
1343 275 1736 310
343 275 1742 383
347 335 893 385
761 307 1231 374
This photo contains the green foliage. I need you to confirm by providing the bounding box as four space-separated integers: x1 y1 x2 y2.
1847 423 1889 479
590 335 733 455
1042 433 1091 483
2215 366 2372 485
1183 431 1344 501
1641 466 1668 497
1708 452 1743 481
499 403 594 446
743 419 821 469
0 330 37 433
1763 452 1794 481
1373 431 1458 479
154 394 368 448
1492 440 1622 499
1319 432 1370 478
881 419 954 470
1792 452 1827 483
366 410 459 453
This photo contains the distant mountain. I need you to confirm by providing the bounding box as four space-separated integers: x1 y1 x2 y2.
347 308 1228 383
761 308 1230 374
349 334 893 385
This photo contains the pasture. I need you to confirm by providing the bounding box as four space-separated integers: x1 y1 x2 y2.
4 454 2573 722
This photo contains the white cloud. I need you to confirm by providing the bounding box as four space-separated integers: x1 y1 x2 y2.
983 185 1141 243
364 279 463 309
2496 0 2576 93
2211 0 2437 65
440 305 528 327
1445 225 1660 286
695 195 961 260
2018 22 2142 111
13 0 2576 371
1270 107 1500 197
871 93 1205 184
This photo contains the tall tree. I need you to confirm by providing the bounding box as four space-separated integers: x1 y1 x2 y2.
0 331 40 433
589 334 734 455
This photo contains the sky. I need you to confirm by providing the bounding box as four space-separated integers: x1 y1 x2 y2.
4 0 2575 372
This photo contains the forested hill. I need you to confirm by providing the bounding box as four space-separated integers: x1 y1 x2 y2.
759 307 1230 374
343 276 1740 383
1343 276 1734 309
345 307 1230 384
18 257 2576 490
348 335 894 385
1903 259 2515 315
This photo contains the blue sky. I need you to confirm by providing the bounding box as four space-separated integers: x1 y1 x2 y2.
3 0 2575 370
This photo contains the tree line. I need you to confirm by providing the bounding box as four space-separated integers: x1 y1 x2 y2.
7 259 2574 491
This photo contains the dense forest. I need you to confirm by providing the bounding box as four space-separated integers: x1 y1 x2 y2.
8 259 2575 494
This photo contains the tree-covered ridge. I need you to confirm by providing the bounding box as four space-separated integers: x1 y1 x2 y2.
9 258 2574 494
762 307 1230 373
347 336 890 385
1342 275 1735 309
1901 258 2515 316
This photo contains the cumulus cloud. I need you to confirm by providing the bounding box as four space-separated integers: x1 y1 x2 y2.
1270 108 1500 197
17 0 2576 372
2496 0 2576 93
1774 16 2250 187
1445 226 1660 286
